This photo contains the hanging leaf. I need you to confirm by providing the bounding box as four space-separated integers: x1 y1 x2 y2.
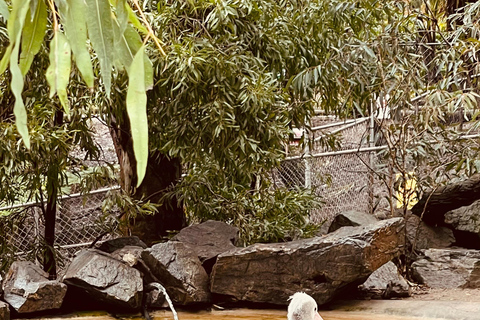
0 0 31 74
46 31 72 115
6 0 31 147
85 0 114 95
116 0 128 36
113 22 153 89
0 0 9 20
19 0 47 75
127 5 148 34
126 45 149 187
59 0 95 89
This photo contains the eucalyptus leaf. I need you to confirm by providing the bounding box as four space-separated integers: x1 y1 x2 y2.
126 45 149 187
46 31 72 115
19 0 47 75
85 0 114 95
0 0 9 20
59 0 94 88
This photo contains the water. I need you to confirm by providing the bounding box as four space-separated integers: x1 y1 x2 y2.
37 309 439 320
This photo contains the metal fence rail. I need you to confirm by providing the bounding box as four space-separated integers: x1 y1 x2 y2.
0 187 121 268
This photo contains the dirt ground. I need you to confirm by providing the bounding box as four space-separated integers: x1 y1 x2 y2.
406 286 480 302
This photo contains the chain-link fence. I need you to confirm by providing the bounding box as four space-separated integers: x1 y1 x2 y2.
276 117 391 224
0 187 121 271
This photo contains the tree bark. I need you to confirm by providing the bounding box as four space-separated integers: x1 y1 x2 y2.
411 174 480 225
109 115 185 246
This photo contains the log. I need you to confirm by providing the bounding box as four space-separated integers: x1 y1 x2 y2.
411 174 480 225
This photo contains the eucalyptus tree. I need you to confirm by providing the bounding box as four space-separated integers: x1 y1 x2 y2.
0 0 156 277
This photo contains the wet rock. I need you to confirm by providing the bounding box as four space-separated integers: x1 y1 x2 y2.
211 217 404 305
62 249 143 310
328 210 378 233
406 213 455 250
0 300 10 320
2 261 67 313
358 261 411 298
96 236 147 253
411 248 480 289
171 220 239 273
142 242 211 305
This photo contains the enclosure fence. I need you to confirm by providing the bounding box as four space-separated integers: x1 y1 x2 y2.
0 187 121 269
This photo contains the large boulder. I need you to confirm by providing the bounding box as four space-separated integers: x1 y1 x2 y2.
328 210 378 233
96 236 147 253
2 261 67 313
411 248 480 289
211 217 404 305
0 301 10 320
405 213 455 250
358 261 411 298
171 220 239 273
142 242 211 305
62 249 143 310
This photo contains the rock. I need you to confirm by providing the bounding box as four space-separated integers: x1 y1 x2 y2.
405 213 455 250
171 220 239 273
0 301 10 320
328 210 378 233
144 283 168 309
358 261 411 298
2 261 67 313
96 236 147 253
142 242 211 305
445 201 480 234
62 249 143 310
211 217 404 305
411 248 480 289
111 246 144 267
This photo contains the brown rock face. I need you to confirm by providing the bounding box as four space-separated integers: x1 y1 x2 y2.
62 249 143 310
142 242 211 305
210 217 404 305
2 261 67 313
171 220 239 273
412 248 480 289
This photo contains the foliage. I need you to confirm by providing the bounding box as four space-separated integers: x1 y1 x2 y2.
0 0 155 186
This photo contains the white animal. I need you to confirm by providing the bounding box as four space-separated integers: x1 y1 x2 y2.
287 292 324 320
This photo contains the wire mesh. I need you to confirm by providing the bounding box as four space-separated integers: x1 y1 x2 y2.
0 187 121 271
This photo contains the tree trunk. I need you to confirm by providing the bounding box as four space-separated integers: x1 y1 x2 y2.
411 174 480 225
109 115 185 246
43 174 57 279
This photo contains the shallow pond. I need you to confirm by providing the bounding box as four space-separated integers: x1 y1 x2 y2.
29 309 441 320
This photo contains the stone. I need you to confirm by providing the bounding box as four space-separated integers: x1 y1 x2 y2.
445 201 480 238
171 220 239 273
411 248 480 289
142 242 211 305
358 261 411 298
62 249 143 310
211 217 404 305
328 210 378 233
96 236 147 253
2 261 67 313
0 301 10 320
144 283 168 309
405 213 455 250
111 246 144 267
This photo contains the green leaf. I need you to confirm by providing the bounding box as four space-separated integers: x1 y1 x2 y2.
126 45 149 187
85 0 114 95
127 5 147 34
6 0 31 147
113 22 153 89
0 0 31 74
46 31 72 115
58 0 94 89
0 0 9 20
19 0 47 75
